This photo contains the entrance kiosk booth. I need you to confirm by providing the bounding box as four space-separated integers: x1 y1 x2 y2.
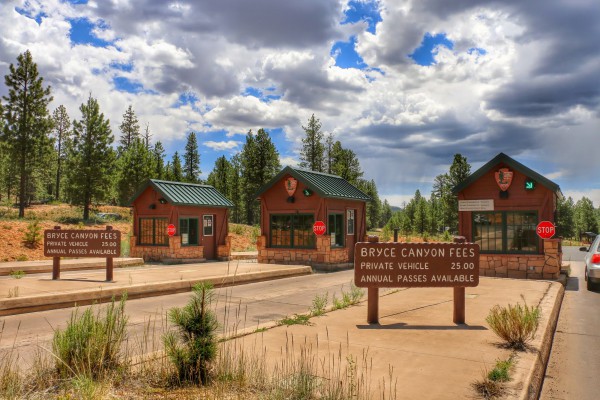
453 153 562 280
255 167 370 269
129 179 233 262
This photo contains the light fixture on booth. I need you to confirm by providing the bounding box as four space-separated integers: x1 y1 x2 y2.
286 196 295 203
303 188 313 197
148 204 156 209
159 198 168 204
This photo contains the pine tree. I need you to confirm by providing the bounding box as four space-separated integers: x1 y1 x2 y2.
574 197 598 240
240 129 280 225
152 141 166 179
143 122 152 150
331 141 363 184
357 179 381 229
556 196 575 238
65 95 116 220
183 132 201 183
206 155 232 197
164 161 173 181
52 105 71 201
171 152 183 182
380 199 393 227
117 138 155 205
432 154 471 233
1 50 53 217
299 114 325 172
118 105 140 152
324 132 335 174
229 154 243 223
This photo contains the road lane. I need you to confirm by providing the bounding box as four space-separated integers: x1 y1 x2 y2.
541 247 600 400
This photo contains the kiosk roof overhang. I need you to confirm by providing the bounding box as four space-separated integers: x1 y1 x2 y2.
255 166 372 202
129 179 234 208
452 152 563 198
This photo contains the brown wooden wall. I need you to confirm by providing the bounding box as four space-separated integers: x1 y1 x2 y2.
132 186 229 247
458 162 557 253
258 173 367 261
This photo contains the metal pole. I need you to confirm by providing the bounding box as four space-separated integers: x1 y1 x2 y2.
393 228 399 242
453 287 465 324
106 225 114 282
52 226 61 280
368 288 379 324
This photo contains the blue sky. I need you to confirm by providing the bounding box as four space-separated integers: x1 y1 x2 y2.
1 0 599 207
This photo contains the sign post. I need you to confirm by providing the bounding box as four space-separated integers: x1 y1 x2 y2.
355 240 479 324
536 221 555 239
44 227 121 281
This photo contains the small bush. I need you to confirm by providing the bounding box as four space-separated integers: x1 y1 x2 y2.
442 230 452 242
486 300 541 350
163 282 219 385
230 224 245 235
23 220 42 248
15 255 27 262
52 295 128 379
9 271 25 279
310 292 328 316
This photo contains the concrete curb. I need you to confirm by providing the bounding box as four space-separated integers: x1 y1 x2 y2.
0 266 312 316
0 258 145 276
519 281 565 400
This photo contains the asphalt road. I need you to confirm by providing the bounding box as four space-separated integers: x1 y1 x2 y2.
0 269 362 364
540 246 600 400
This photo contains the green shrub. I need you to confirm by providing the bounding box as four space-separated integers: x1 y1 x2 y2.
15 255 27 262
163 282 219 385
488 358 513 382
441 230 452 242
230 224 245 235
310 292 328 316
23 220 42 248
486 300 541 350
9 271 25 279
52 295 128 379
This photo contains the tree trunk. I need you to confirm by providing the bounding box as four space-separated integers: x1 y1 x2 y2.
18 154 26 218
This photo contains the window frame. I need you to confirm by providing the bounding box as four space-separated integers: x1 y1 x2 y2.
346 209 355 236
328 213 345 248
138 217 169 246
472 210 539 254
179 217 199 246
203 215 214 237
269 213 316 249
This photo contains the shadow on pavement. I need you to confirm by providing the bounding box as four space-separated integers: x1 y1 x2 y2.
565 277 579 291
356 323 487 330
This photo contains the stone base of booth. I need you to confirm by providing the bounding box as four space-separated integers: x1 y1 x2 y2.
256 235 350 267
130 235 232 262
479 239 562 280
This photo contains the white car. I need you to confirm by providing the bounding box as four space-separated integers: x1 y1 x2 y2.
580 234 600 291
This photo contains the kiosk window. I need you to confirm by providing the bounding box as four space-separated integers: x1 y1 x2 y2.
139 217 169 246
473 211 538 254
203 215 214 236
179 218 198 245
270 214 315 248
347 210 355 235
329 213 344 247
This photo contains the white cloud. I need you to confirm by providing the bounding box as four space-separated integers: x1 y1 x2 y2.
204 140 241 151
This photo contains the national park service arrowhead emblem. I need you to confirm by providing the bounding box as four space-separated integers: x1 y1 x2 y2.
284 177 298 196
495 168 513 191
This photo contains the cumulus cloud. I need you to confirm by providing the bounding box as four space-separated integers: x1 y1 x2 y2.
1 0 598 202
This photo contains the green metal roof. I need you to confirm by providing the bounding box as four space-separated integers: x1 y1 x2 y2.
452 152 563 197
255 166 371 202
129 179 234 208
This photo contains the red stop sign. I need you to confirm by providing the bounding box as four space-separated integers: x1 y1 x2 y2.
167 224 176 236
536 221 555 239
313 221 326 236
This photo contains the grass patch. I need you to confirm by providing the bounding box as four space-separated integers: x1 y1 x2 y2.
472 354 516 399
279 314 311 326
486 298 541 350
9 271 25 279
333 282 365 310
52 295 129 379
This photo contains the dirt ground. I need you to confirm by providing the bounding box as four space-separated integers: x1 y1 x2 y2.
0 204 254 262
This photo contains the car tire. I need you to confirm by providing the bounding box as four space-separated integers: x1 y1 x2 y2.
588 279 594 291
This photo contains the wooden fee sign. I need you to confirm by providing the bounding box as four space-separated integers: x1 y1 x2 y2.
354 242 480 288
44 229 121 258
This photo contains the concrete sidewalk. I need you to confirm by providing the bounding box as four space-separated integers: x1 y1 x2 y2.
0 261 312 316
230 277 564 400
0 257 144 276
